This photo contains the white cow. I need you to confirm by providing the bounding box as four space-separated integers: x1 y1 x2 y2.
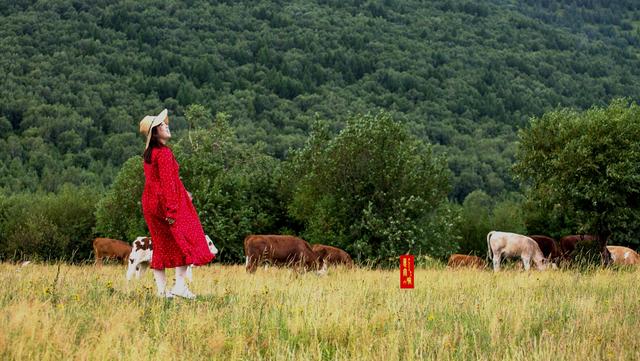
126 235 218 281
487 231 547 271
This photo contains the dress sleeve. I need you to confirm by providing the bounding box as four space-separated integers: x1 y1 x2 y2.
156 147 180 219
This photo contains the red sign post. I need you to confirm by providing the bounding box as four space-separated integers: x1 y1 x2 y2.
400 255 414 289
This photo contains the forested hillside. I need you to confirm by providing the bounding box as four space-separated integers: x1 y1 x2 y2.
1 0 639 200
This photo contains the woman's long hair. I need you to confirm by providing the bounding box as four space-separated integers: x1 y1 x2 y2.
143 126 161 164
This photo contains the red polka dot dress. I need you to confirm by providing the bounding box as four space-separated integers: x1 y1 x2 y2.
142 145 215 269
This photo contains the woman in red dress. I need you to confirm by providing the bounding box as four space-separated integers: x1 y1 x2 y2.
139 109 214 299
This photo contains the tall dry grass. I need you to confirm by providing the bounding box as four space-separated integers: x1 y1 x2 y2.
0 262 639 360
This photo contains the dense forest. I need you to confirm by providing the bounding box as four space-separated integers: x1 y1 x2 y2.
1 0 639 199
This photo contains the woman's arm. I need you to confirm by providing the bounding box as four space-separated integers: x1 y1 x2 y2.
156 148 180 223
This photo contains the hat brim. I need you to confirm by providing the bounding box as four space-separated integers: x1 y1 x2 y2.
145 109 169 150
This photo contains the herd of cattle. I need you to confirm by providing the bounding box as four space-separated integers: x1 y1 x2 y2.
449 231 640 270
92 234 354 278
92 231 639 278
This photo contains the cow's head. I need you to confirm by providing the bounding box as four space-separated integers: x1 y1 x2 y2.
535 257 548 271
126 236 153 281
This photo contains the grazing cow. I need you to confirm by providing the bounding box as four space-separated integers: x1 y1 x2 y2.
607 246 640 265
244 235 327 274
126 235 218 281
311 244 353 268
487 231 547 271
558 235 597 259
528 235 562 266
126 236 153 280
447 254 486 269
93 238 132 266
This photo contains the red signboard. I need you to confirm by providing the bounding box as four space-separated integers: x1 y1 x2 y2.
400 255 414 289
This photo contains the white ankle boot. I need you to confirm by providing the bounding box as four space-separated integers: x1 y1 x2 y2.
170 284 196 299
157 290 174 298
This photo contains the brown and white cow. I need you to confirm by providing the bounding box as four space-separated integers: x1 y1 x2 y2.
126 236 153 280
607 246 640 266
244 235 327 274
93 238 132 266
126 235 218 281
311 244 353 268
528 235 562 267
447 254 486 269
487 231 547 271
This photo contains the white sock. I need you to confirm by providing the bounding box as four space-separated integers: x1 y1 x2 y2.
174 266 188 291
153 269 167 294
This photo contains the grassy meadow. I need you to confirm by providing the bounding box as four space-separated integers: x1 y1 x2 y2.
0 262 639 360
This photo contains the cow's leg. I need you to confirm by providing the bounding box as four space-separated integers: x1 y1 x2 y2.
126 261 136 281
138 263 148 278
246 256 258 273
492 252 501 272
522 256 531 271
316 260 328 276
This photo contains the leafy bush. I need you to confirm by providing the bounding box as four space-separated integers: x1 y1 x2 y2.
95 156 146 243
286 112 456 264
0 185 100 261
458 190 526 255
515 98 640 247
175 112 289 263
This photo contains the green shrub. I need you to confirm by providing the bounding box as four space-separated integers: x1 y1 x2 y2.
95 157 146 242
0 185 100 261
175 113 289 263
286 112 456 264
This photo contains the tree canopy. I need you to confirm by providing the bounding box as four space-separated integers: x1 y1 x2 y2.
286 112 456 262
514 99 640 247
2 0 640 201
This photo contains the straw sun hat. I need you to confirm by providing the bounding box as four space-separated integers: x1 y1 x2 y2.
139 109 169 150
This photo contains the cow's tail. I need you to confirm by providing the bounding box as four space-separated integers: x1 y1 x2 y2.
486 231 494 261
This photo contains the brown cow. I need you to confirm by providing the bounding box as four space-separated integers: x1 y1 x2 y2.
558 234 597 259
244 235 326 274
607 246 640 265
559 234 613 265
311 244 353 268
447 254 486 269
93 237 132 266
528 235 562 266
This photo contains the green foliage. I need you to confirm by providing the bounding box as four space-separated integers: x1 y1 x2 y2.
95 156 146 242
458 190 526 255
3 1 640 201
184 104 213 133
514 98 640 245
0 185 100 261
457 190 492 255
287 112 455 263
173 112 289 263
